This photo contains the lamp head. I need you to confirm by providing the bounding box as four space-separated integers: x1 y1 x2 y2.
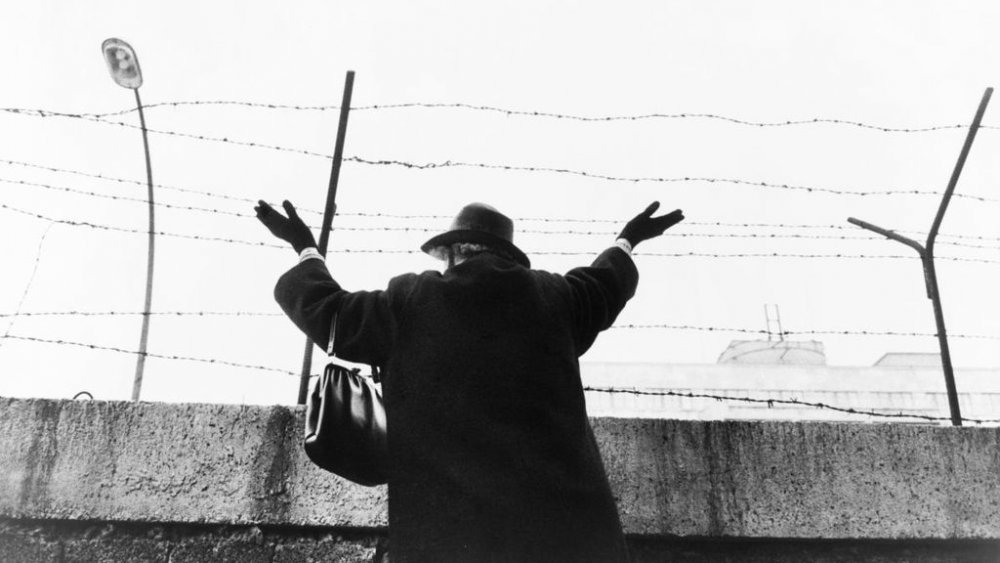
102 38 143 89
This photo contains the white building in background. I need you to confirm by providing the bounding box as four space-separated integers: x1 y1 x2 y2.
581 340 1000 426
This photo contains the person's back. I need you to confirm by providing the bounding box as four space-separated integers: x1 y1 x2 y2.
381 251 631 562
258 199 683 562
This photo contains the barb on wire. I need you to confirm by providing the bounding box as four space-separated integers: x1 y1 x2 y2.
2 333 315 377
0 223 55 350
581 386 999 424
23 101 999 133
4 110 998 202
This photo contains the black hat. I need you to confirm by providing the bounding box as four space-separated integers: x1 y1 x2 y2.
421 203 530 268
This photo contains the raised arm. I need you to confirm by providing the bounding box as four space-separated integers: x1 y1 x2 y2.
257 199 398 366
565 202 684 354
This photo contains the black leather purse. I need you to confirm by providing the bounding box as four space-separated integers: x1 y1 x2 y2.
303 314 389 486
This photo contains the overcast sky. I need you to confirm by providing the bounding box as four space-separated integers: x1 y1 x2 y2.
1 1 998 404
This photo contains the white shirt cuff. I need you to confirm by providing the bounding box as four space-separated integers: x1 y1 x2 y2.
298 247 324 264
613 238 633 256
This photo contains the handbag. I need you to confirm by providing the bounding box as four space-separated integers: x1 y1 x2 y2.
303 313 389 486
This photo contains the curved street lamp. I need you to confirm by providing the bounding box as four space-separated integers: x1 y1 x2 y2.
102 38 154 401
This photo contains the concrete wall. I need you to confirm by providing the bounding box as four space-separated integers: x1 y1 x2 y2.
1 397 999 562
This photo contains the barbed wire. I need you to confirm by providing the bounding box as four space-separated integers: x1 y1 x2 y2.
330 248 1000 264
4 108 337 159
0 176 250 218
4 200 998 264
0 202 284 249
3 180 997 251
0 157 303 213
581 386 1000 424
0 310 282 319
338 212 1000 243
4 158 1000 243
8 311 995 340
23 100 1000 133
1 333 313 377
0 223 55 350
610 324 1000 340
4 109 997 202
3 331 995 422
8 182 999 255
344 156 1000 203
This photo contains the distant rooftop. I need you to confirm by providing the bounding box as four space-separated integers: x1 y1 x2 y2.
874 353 943 368
717 340 826 365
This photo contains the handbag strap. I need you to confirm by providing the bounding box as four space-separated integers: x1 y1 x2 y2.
326 312 338 356
326 310 381 384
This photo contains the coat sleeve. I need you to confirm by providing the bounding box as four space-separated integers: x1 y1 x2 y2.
273 259 411 366
563 247 639 355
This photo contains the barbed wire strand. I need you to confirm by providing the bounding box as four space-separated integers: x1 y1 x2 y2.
0 157 308 213
4 158 999 243
3 201 998 264
0 202 284 249
0 310 281 318
1 333 313 377
581 386 999 424
0 223 55 350
330 248 1000 264
344 156 1000 203
609 323 1000 340
4 109 997 203
17 101 1000 133
3 183 998 252
2 331 994 423
5 310 996 340
0 176 251 218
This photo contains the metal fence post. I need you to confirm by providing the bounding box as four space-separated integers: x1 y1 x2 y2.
297 70 356 405
847 87 993 426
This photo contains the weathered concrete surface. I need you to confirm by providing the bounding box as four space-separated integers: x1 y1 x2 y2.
0 398 386 528
594 418 1000 539
1 397 999 541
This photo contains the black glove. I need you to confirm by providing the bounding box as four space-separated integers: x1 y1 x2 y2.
618 202 684 248
255 200 318 253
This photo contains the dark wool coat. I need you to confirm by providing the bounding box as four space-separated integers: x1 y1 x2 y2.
275 248 638 563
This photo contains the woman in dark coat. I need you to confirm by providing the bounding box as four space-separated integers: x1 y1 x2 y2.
257 200 683 563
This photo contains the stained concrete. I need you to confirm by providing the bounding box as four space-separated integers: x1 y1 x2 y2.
0 521 383 563
2 521 998 563
1 397 999 541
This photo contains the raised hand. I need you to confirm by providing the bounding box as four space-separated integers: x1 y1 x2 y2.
617 202 684 248
255 200 318 253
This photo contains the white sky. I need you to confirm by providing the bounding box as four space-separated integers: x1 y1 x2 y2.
0 1 998 404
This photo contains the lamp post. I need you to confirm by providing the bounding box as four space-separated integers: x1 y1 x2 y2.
101 38 155 401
